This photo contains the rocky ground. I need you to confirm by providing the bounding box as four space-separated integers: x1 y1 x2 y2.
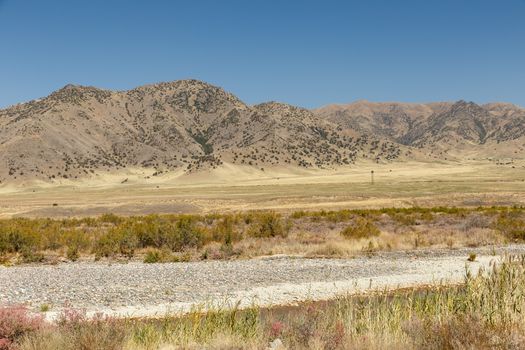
2 245 525 320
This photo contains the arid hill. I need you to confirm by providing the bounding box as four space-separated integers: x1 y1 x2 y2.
315 100 525 160
0 80 404 183
1 80 524 184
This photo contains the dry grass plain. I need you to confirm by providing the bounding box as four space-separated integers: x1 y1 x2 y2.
0 160 524 218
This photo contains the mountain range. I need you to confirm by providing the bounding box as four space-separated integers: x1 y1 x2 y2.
0 80 524 183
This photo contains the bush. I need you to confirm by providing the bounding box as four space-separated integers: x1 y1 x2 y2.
212 216 241 244
404 315 520 350
115 229 138 258
53 308 126 350
20 248 45 264
0 229 39 254
0 306 44 349
61 230 90 253
166 217 203 252
341 217 380 239
143 249 162 263
0 207 523 264
132 215 169 248
66 246 79 262
494 212 525 240
99 213 122 225
93 234 118 259
248 212 289 238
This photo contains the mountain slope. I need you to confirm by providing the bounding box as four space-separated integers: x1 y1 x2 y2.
316 100 525 160
0 80 403 183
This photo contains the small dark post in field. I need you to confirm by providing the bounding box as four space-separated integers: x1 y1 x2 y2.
371 170 375 185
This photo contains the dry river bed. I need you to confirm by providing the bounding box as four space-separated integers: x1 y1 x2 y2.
2 245 525 321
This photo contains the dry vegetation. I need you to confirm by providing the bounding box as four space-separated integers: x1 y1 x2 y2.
1 206 524 265
2 256 525 349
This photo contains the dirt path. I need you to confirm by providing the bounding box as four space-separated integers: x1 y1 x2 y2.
1 245 524 320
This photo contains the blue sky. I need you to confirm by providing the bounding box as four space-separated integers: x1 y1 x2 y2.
1 0 524 108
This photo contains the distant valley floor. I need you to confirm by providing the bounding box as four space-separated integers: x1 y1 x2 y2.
0 161 524 218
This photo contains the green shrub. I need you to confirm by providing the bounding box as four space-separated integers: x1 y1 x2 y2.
212 216 241 244
390 213 417 226
66 246 79 262
341 217 381 239
290 210 308 219
99 213 123 225
93 234 119 259
0 229 39 253
166 217 203 252
62 230 90 252
133 215 168 248
116 229 138 258
494 212 525 240
20 247 45 263
143 249 162 263
248 212 289 238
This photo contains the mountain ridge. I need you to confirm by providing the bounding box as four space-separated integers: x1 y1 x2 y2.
0 80 524 183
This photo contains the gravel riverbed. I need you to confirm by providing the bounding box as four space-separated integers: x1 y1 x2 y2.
1 245 525 319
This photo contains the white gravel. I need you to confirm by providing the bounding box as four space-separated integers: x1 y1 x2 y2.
1 245 524 321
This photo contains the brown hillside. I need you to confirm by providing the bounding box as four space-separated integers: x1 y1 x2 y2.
0 80 403 183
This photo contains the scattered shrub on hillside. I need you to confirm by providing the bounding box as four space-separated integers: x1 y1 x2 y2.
340 217 380 240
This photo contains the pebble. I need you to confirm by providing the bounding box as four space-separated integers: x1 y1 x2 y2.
1 244 524 312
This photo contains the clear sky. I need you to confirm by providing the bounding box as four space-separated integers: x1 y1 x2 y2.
1 0 524 109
